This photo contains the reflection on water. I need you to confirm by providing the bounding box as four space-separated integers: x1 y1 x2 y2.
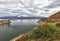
10 19 38 25
0 19 38 41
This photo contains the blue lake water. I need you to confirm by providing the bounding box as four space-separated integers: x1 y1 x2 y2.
0 19 38 41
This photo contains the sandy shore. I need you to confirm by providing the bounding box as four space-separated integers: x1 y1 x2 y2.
10 34 25 41
10 32 30 41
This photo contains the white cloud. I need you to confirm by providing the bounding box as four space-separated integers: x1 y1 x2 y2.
0 0 60 17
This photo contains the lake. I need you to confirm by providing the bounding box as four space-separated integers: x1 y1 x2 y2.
0 19 38 41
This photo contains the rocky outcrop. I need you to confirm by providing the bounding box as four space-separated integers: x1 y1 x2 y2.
38 11 60 25
0 19 10 24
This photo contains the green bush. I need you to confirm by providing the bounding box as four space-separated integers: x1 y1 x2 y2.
56 23 60 28
17 24 60 41
31 24 60 39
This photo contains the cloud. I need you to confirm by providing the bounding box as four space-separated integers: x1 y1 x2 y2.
43 0 60 9
0 0 60 17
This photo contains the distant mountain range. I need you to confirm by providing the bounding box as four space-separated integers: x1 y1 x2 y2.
0 16 46 19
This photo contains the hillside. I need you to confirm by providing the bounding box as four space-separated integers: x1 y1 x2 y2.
10 11 60 41
11 24 60 41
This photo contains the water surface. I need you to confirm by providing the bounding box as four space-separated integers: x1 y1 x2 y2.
0 19 38 41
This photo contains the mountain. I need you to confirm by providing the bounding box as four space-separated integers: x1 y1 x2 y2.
0 16 46 19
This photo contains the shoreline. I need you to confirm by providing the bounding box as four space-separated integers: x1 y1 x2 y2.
10 33 30 41
10 34 24 41
0 20 10 25
10 22 38 41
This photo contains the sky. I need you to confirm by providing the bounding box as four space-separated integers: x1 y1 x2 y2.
0 0 60 17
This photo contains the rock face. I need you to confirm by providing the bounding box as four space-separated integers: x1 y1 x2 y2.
48 11 60 19
38 11 60 25
0 19 10 24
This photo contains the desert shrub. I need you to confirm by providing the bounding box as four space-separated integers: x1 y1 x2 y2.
17 36 28 41
17 24 60 41
31 24 60 39
56 23 60 28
